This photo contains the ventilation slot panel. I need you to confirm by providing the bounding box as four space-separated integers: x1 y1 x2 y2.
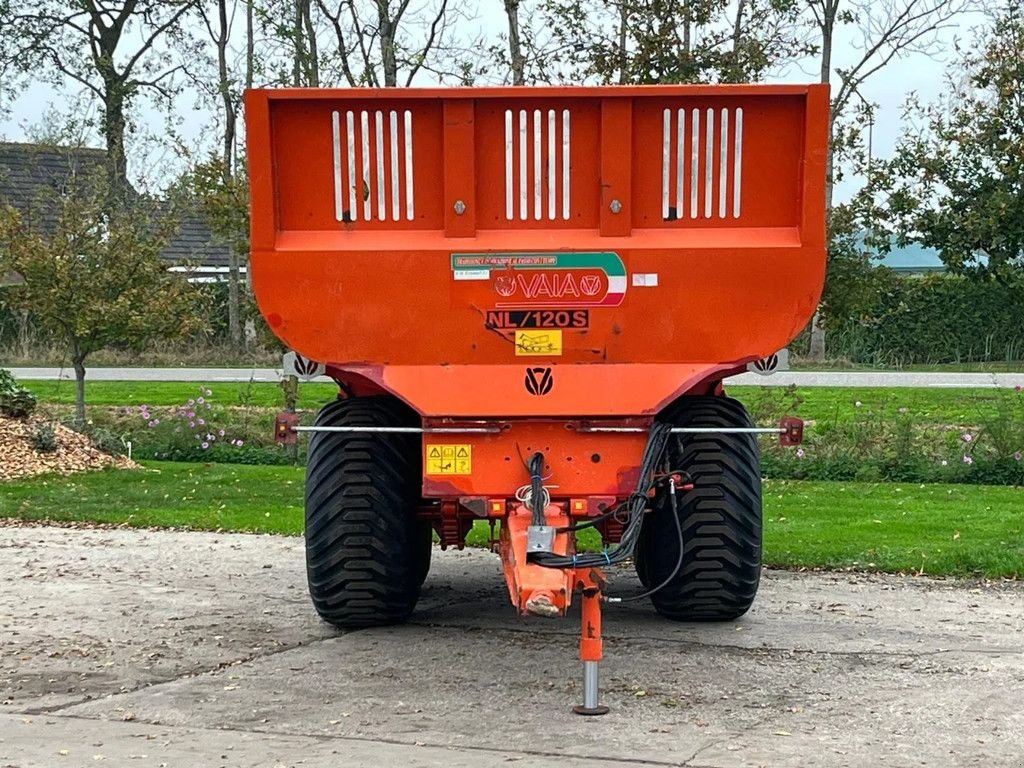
661 106 744 221
332 109 415 222
504 108 571 221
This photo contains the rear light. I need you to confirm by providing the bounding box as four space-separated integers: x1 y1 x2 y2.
779 417 804 446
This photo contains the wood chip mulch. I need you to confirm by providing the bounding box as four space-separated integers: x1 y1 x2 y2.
0 415 139 481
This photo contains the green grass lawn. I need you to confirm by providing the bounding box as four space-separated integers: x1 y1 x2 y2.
20 379 1024 426
2 461 1021 578
21 379 340 410
737 385 1020 426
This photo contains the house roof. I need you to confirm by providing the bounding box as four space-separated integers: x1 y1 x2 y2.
877 241 946 273
0 142 232 269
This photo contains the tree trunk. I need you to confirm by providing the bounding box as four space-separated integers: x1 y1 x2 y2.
72 351 87 425
213 0 243 351
378 5 398 87
729 0 746 80
808 0 838 363
617 0 629 84
101 75 129 202
216 0 235 178
504 0 526 85
227 250 242 351
682 1 691 59
301 0 320 86
246 0 255 89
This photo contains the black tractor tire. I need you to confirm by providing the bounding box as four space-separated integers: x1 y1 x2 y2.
635 396 762 621
304 396 432 628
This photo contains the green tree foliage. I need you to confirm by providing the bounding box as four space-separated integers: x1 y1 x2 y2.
0 163 204 423
868 6 1024 276
821 204 895 332
185 157 250 257
539 0 809 84
182 155 251 350
0 1 196 198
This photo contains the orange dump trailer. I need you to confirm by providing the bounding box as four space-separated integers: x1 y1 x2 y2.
247 84 828 713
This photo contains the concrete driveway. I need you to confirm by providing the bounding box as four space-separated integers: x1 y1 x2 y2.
1 525 1022 767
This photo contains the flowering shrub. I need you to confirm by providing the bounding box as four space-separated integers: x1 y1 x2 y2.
127 387 248 461
760 385 1024 486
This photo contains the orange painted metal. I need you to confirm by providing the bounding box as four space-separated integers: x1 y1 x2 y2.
420 421 648 498
579 588 604 663
500 503 574 616
244 85 829 419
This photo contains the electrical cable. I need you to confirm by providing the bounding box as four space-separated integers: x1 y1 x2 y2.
528 421 674 570
528 451 546 526
604 475 685 603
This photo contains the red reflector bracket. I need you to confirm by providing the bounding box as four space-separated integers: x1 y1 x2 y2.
779 417 804 446
274 412 300 445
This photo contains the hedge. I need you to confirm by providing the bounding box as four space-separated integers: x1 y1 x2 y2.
827 273 1024 365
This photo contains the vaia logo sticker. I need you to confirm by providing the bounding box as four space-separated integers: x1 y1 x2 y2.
524 367 554 396
451 252 627 308
494 271 605 302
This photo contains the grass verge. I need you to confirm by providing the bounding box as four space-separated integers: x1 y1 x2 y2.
2 462 1021 578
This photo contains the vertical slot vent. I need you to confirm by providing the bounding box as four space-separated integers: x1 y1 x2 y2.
662 106 744 221
504 108 572 221
332 109 415 222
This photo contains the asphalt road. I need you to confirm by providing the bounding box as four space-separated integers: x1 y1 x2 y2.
2 525 1022 767
8 366 1024 388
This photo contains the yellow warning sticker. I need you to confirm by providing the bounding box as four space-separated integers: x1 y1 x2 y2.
425 444 472 475
514 329 563 356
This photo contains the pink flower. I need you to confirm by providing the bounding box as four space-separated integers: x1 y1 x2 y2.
1016 384 1022 393
961 433 973 443
187 411 195 419
236 440 244 447
189 421 195 428
201 442 209 449
963 455 973 465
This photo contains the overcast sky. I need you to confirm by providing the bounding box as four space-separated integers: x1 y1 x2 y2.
0 5 984 202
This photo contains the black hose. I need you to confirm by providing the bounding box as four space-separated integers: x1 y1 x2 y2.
528 451 546 526
529 421 673 570
605 477 685 602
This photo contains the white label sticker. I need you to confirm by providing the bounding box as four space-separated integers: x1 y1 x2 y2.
632 273 659 287
453 269 491 281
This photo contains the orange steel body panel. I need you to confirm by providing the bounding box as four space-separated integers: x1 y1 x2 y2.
245 85 829 418
421 421 648 498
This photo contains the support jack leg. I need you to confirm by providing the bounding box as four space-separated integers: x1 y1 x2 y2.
573 587 610 716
